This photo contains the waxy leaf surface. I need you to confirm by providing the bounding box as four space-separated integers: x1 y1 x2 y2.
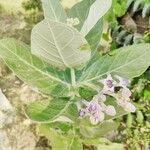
26 97 78 123
0 38 69 97
79 44 150 85
81 0 112 36
31 19 91 70
42 0 67 23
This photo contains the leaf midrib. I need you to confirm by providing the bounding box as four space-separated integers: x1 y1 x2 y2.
50 101 72 122
0 42 69 86
26 101 72 123
80 50 148 84
47 21 70 68
48 0 58 21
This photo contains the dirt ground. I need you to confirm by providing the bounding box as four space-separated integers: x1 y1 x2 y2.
0 60 51 149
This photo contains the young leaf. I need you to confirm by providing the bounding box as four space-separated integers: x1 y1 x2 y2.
41 0 67 23
25 97 78 123
67 0 103 53
79 44 150 85
79 86 97 101
86 18 103 54
67 0 96 31
31 19 91 70
81 0 112 36
0 38 69 97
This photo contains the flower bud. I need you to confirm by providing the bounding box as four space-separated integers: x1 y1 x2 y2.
121 88 132 98
93 93 106 102
79 109 86 118
115 75 129 87
90 112 104 125
124 102 136 112
105 105 116 116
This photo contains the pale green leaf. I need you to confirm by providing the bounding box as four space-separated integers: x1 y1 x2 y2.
39 126 83 150
81 0 112 36
80 121 119 138
85 18 103 55
67 0 103 54
104 97 127 120
84 138 110 146
25 97 78 123
41 0 67 22
79 44 150 85
41 128 68 150
31 19 91 70
67 0 96 31
68 136 83 150
98 143 125 150
0 38 69 97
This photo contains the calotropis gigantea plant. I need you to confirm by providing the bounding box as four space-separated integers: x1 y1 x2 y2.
0 0 150 149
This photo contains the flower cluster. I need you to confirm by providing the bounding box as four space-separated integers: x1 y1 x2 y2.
78 74 136 125
66 17 80 27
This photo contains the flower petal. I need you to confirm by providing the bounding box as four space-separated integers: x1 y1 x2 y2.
124 102 136 112
105 105 116 116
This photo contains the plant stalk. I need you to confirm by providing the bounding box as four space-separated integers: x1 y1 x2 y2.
71 68 76 88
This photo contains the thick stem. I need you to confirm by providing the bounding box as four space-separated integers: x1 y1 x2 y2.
71 68 76 88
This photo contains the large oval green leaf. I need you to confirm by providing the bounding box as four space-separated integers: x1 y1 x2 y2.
79 44 150 85
0 38 69 97
67 0 103 54
39 126 82 150
80 121 119 138
31 19 91 70
81 0 112 36
25 97 78 123
41 0 67 23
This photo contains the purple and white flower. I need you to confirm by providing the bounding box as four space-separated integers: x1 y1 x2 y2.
124 102 136 112
115 75 129 88
99 74 116 93
105 105 116 116
78 74 136 125
78 98 117 124
79 100 105 124
121 88 132 98
67 17 80 27
90 111 105 125
85 100 103 114
114 88 136 113
93 92 106 102
79 109 87 118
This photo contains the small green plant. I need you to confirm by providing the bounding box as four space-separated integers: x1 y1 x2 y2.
0 0 150 149
22 0 43 25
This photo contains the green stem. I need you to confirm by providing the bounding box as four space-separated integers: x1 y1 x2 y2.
71 68 76 87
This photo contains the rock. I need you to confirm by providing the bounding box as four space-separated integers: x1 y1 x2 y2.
0 89 13 111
